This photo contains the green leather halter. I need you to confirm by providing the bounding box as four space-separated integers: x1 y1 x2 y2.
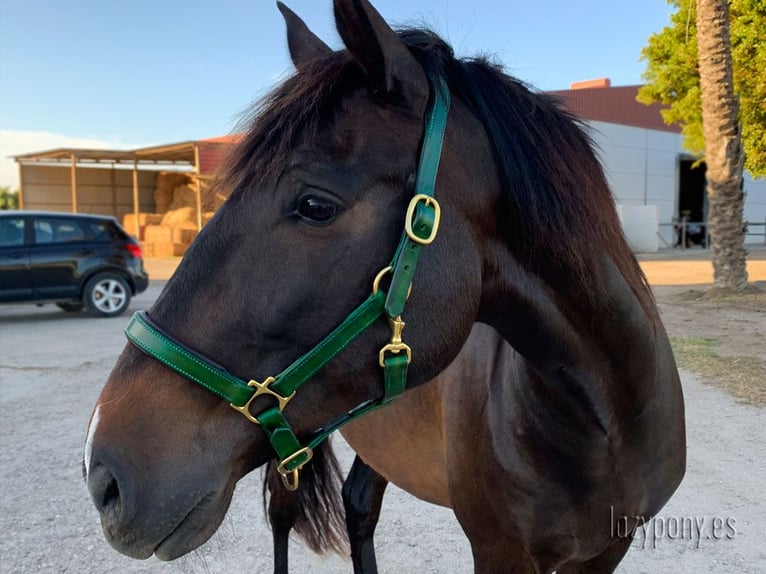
125 75 451 490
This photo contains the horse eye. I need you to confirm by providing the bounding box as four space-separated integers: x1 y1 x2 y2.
296 196 339 224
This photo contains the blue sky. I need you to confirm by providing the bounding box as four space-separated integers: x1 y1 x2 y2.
0 0 675 187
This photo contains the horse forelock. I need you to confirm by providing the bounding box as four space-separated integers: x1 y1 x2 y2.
213 26 653 316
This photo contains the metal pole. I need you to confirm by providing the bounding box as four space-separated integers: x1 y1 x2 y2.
70 153 78 213
132 161 140 238
193 144 202 231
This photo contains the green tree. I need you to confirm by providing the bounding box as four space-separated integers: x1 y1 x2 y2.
0 186 19 210
638 0 766 177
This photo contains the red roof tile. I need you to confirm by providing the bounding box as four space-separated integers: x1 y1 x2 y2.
547 85 680 133
198 134 243 145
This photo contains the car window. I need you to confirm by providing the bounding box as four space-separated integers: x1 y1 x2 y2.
85 220 127 241
34 218 86 244
0 217 25 247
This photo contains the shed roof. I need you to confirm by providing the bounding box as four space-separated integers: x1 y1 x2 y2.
12 138 235 167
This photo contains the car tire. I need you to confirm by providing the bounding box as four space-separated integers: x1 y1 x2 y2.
56 302 85 313
83 273 132 317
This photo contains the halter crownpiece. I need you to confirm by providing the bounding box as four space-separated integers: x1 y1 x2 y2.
125 74 451 490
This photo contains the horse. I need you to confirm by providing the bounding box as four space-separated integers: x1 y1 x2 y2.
83 1 686 572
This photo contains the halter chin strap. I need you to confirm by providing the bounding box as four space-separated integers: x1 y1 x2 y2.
124 74 451 490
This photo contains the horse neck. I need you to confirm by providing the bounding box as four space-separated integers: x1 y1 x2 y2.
476 237 660 432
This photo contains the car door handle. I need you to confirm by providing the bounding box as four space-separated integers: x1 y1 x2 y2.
7 251 26 259
76 249 95 256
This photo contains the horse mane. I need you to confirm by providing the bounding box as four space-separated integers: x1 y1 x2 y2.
217 27 652 315
262 441 348 555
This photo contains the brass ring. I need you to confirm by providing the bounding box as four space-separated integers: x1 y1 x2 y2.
372 266 393 295
372 265 412 299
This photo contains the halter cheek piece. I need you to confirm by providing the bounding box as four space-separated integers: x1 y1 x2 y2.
125 75 450 491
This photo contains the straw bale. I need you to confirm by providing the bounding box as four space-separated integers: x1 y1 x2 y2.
161 207 195 226
123 213 163 240
169 184 198 210
155 172 192 213
144 225 174 243
151 242 176 258
172 222 198 244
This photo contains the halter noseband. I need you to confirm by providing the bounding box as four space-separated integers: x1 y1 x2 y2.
124 74 451 490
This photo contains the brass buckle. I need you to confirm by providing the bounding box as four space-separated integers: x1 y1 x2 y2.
229 377 295 425
405 194 441 245
379 315 412 367
277 447 313 491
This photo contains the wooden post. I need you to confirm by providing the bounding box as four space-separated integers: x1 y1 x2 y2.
17 162 25 209
132 161 141 239
193 144 202 231
110 166 118 217
70 153 78 213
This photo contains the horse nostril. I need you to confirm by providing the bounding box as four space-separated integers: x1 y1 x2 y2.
89 464 122 514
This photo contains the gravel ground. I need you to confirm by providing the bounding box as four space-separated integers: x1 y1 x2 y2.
1 280 764 573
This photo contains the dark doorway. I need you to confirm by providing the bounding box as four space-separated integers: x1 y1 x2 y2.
676 159 707 247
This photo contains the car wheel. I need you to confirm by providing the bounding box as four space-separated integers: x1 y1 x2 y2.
56 302 85 312
84 273 131 317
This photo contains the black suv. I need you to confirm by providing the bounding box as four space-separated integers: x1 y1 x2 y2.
0 211 149 317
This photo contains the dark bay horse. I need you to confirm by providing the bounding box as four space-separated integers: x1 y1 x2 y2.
84 1 686 572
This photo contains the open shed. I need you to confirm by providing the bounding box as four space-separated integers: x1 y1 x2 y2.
13 137 236 237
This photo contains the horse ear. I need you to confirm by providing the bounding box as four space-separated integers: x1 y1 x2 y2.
277 2 333 71
333 0 428 106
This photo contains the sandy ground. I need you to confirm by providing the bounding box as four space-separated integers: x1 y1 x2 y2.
1 250 764 573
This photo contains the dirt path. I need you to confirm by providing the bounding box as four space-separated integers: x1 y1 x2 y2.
1 262 764 572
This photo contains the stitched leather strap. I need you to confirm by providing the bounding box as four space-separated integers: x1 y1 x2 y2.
385 75 450 317
126 312 254 406
271 290 386 397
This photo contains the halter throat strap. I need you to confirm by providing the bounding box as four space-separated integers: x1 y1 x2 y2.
124 74 451 490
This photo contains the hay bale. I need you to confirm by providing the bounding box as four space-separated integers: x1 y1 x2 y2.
155 172 192 213
123 213 163 240
173 242 190 256
172 223 198 244
144 225 173 243
161 207 195 226
151 242 176 258
169 184 198 210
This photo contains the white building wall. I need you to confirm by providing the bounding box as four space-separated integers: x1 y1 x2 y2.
585 120 766 250
744 176 766 245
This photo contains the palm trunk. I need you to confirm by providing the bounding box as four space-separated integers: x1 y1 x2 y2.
696 0 748 290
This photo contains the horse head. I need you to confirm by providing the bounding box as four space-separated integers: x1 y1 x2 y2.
85 0 487 559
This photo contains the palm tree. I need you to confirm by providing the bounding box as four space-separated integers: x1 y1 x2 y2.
696 0 748 290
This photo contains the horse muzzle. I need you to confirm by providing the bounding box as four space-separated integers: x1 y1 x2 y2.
87 452 232 560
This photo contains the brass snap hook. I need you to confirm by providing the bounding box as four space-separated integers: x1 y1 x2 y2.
277 447 313 491
379 315 412 366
